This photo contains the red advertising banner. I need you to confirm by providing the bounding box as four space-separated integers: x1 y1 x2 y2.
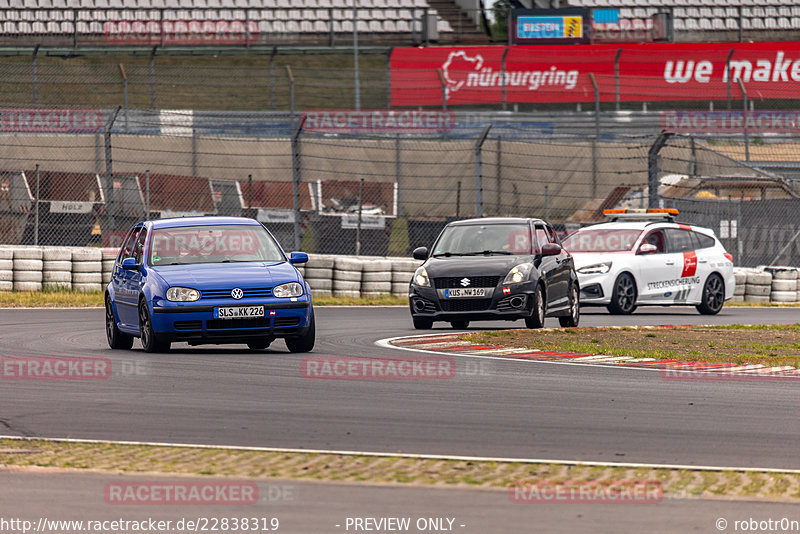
390 42 800 106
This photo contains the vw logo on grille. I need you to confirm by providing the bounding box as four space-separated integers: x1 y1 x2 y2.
231 288 244 299
460 278 471 287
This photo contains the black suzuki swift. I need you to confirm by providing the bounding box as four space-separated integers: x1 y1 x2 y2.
408 217 580 330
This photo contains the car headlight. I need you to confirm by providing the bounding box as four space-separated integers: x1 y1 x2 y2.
273 282 303 298
577 262 612 275
166 287 200 302
503 263 532 284
413 266 431 287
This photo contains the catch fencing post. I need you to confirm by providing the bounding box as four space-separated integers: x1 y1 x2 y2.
456 181 461 218
105 106 122 235
149 47 157 110
119 64 129 133
647 132 673 209
247 174 253 211
145 169 150 218
34 164 40 246
356 178 364 255
614 48 622 112
737 78 749 162
725 49 734 109
589 73 600 198
32 45 40 108
475 125 491 217
395 134 402 215
291 115 306 251
386 47 393 109
286 65 295 113
501 47 509 111
437 69 447 111
353 1 360 110
269 47 277 110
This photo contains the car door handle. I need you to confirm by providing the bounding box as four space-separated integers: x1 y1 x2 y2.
665 261 675 265
698 259 708 263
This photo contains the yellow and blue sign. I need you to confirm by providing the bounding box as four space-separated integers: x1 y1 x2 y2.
517 16 583 39
511 8 590 45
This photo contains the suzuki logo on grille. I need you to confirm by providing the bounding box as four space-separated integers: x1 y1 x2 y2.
231 288 244 299
460 278 471 287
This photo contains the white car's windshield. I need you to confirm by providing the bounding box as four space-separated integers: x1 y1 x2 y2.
563 229 643 253
148 224 285 266
433 224 531 256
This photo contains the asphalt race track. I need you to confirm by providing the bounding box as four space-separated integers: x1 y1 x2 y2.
0 306 798 469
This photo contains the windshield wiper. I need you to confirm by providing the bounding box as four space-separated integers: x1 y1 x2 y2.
432 252 471 257
468 250 513 255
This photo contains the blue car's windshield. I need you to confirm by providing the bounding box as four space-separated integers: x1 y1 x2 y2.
148 224 285 266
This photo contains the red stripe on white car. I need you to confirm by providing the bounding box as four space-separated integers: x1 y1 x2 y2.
681 250 698 277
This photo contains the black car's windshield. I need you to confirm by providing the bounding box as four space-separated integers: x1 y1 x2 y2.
148 224 285 266
562 229 642 253
432 224 532 256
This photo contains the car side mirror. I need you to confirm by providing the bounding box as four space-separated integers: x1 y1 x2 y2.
290 251 309 264
121 257 139 270
637 243 658 255
412 247 428 261
541 243 561 256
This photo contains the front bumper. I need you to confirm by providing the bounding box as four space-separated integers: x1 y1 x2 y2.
409 282 535 322
577 273 613 305
151 299 311 342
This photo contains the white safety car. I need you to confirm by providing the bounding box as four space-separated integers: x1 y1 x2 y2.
562 209 735 315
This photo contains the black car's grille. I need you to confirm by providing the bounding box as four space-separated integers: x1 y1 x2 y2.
440 299 492 312
174 320 202 330
207 317 270 330
433 276 501 289
274 317 301 327
201 287 273 299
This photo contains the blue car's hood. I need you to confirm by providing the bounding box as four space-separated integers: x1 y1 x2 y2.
151 262 298 288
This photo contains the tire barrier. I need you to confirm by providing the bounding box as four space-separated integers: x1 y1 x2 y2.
12 247 43 291
361 259 392 299
333 257 362 299
765 267 798 304
391 259 422 297
42 247 73 290
0 248 12 291
303 254 335 299
5 248 799 305
71 248 103 293
102 249 117 285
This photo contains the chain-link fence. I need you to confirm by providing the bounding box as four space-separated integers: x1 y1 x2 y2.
2 109 799 266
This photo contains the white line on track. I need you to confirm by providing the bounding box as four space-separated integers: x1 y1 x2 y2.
2 435 799 475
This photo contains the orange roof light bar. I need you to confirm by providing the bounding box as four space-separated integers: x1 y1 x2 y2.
603 208 679 215
602 208 679 220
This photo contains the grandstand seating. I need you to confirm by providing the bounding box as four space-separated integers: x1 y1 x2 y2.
0 0 477 45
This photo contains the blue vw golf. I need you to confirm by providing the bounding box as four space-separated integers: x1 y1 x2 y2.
105 216 314 353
